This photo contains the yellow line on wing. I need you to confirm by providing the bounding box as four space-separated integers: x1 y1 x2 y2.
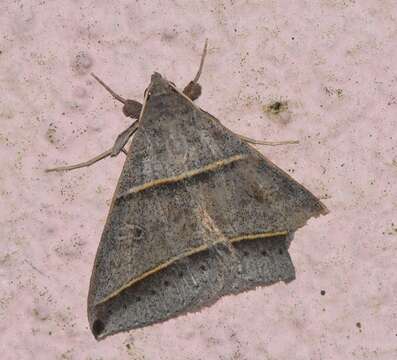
95 230 288 306
229 231 288 242
117 154 247 199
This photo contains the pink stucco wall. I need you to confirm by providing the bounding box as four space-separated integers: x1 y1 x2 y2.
1 1 396 359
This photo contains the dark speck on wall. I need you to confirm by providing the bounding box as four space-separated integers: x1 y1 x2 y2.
264 100 289 115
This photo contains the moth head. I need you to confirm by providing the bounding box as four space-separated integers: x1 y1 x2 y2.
145 72 173 97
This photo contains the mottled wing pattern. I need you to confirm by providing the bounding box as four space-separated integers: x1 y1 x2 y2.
88 73 327 339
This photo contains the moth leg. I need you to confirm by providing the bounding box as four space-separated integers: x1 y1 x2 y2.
110 121 139 156
45 148 113 172
183 39 208 101
91 73 143 119
46 122 138 172
237 134 299 146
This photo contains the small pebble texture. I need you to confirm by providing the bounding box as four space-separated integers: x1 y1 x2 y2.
1 1 396 359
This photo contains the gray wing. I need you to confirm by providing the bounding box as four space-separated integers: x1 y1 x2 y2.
87 74 327 339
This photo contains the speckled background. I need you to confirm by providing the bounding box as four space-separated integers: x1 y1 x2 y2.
1 1 396 359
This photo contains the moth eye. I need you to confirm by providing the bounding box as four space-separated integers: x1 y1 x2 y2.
278 248 283 255
122 99 142 119
164 280 170 286
199 264 206 271
261 250 268 257
183 81 201 100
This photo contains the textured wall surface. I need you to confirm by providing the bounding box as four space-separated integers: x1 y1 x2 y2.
1 1 396 359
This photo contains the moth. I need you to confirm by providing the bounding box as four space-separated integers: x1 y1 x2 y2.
47 41 328 340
